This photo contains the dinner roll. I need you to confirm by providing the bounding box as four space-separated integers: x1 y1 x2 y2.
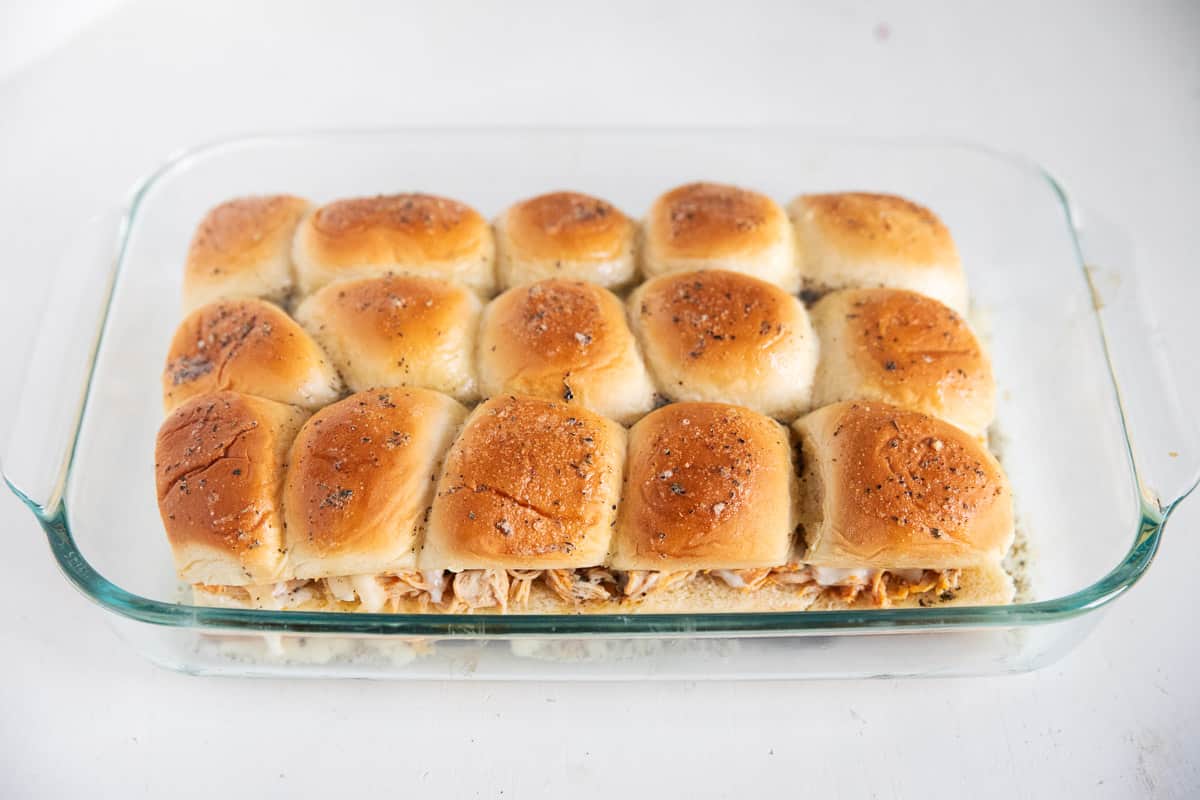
477 279 656 424
788 193 967 313
283 388 468 580
629 270 818 419
611 402 798 571
294 275 481 403
496 191 638 290
155 391 309 586
292 194 495 296
162 298 342 412
809 288 995 436
182 195 313 312
792 401 1013 570
421 394 625 571
642 182 799 292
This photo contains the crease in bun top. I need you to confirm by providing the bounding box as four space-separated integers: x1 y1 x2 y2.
809 288 995 437
477 279 656 425
292 193 496 297
155 391 310 587
629 269 819 420
162 297 342 412
182 194 313 312
789 401 1014 607
642 182 799 293
496 191 638 290
788 192 967 313
294 274 482 404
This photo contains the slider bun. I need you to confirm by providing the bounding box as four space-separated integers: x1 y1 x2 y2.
292 194 495 296
611 402 797 571
496 191 638 289
788 193 967 313
629 270 818 419
155 391 309 586
294 275 481 403
182 195 313 312
283 388 468 580
643 182 799 292
162 298 342 412
477 279 656 424
809 288 994 436
792 401 1013 570
421 394 625 570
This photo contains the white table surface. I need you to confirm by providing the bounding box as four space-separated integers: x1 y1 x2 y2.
1 1 1197 796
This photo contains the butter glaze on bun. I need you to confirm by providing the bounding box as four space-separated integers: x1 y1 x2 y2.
283 388 468 579
294 274 482 403
183 195 313 311
788 192 967 312
293 193 496 296
477 279 656 424
162 298 342 412
420 394 625 571
496 191 638 290
629 269 818 419
792 401 1013 570
155 391 309 586
809 288 994 436
611 402 798 570
642 182 799 292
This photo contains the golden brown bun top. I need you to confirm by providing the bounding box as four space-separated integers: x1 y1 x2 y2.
430 394 622 564
285 388 456 558
798 401 1011 562
634 269 798 364
647 182 787 258
154 391 307 568
796 193 958 266
306 193 489 264
820 287 988 398
621 402 793 564
304 273 474 336
503 191 633 262
185 195 310 273
486 279 623 374
162 297 340 410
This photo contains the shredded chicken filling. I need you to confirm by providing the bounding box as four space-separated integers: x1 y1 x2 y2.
194 565 962 612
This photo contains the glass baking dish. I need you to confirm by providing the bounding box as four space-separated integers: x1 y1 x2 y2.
4 129 1197 679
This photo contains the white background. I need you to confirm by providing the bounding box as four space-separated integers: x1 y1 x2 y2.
1 1 1198 796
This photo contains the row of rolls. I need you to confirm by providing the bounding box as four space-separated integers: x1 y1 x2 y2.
157 391 1014 615
167 187 993 434
156 182 1010 614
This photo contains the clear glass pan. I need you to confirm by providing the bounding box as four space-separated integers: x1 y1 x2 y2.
4 129 1197 679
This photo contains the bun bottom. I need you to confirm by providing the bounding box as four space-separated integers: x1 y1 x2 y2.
192 562 1013 615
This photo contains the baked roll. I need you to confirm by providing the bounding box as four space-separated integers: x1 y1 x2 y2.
155 391 309 586
611 402 798 571
792 401 1014 572
162 298 342 412
629 270 818 419
182 195 313 312
642 182 799 292
421 394 625 572
788 192 967 313
283 388 468 581
809 288 995 436
294 274 481 403
292 194 496 296
496 191 638 290
477 279 656 424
